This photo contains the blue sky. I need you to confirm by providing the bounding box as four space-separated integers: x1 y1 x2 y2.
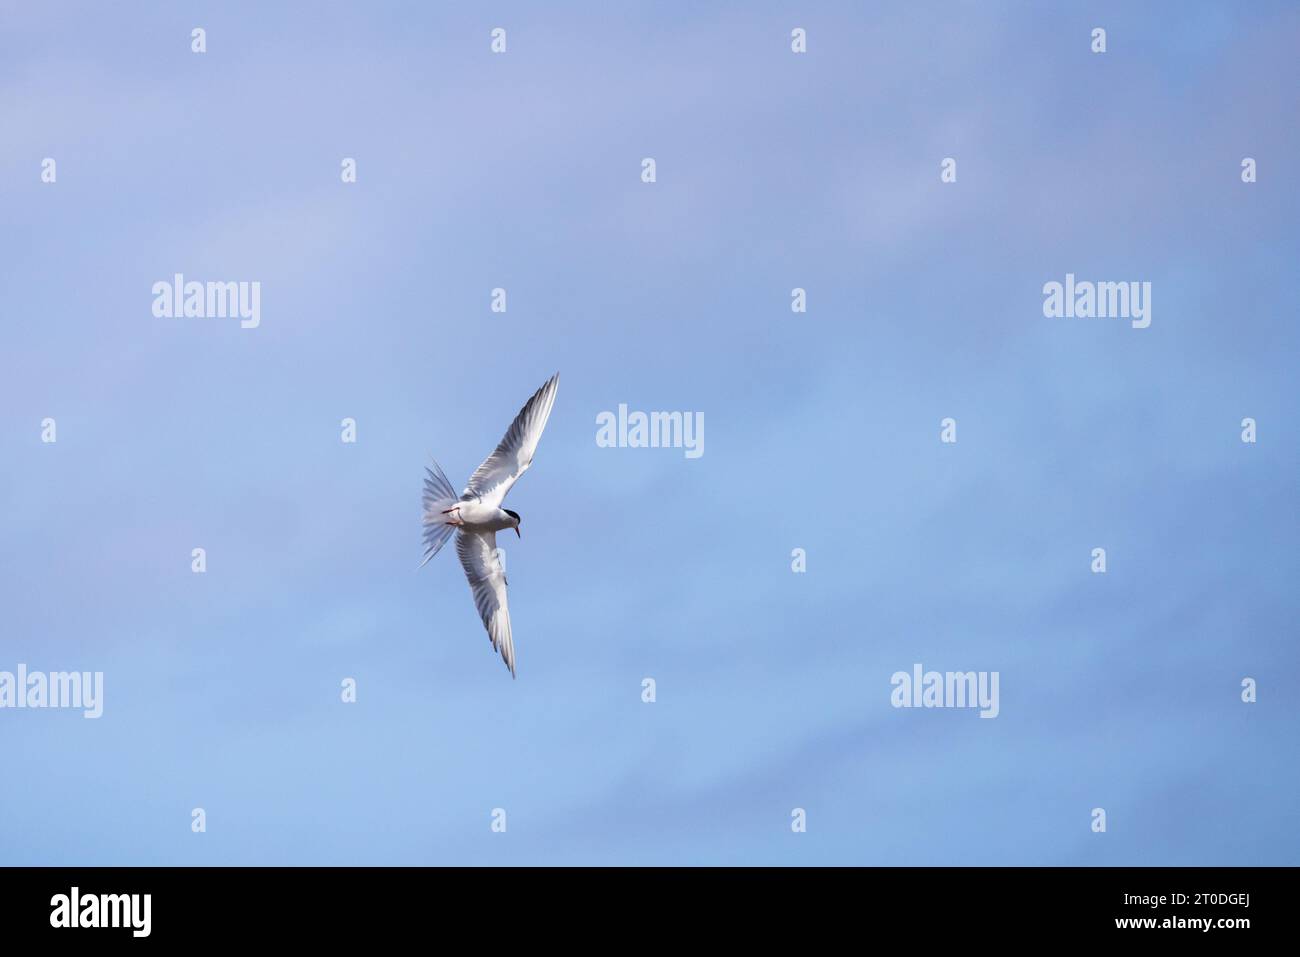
1 1 1297 865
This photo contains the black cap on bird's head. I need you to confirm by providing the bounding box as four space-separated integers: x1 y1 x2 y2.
504 509 521 537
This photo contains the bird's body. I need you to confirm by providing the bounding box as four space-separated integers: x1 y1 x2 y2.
442 499 517 532
420 373 559 678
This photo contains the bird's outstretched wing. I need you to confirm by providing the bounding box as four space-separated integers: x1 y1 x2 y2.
461 373 559 507
456 529 515 677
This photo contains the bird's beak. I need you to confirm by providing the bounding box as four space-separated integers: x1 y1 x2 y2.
514 526 521 538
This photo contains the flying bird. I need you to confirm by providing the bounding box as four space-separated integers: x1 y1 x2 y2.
420 373 559 677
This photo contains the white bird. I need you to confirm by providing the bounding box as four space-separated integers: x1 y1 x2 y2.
420 373 559 678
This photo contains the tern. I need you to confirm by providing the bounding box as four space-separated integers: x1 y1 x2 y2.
420 373 559 677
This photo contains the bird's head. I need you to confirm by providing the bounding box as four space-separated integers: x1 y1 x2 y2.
504 509 521 538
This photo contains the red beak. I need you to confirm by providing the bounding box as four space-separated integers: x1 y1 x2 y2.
514 527 521 538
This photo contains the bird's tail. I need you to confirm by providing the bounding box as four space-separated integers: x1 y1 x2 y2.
420 459 460 567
